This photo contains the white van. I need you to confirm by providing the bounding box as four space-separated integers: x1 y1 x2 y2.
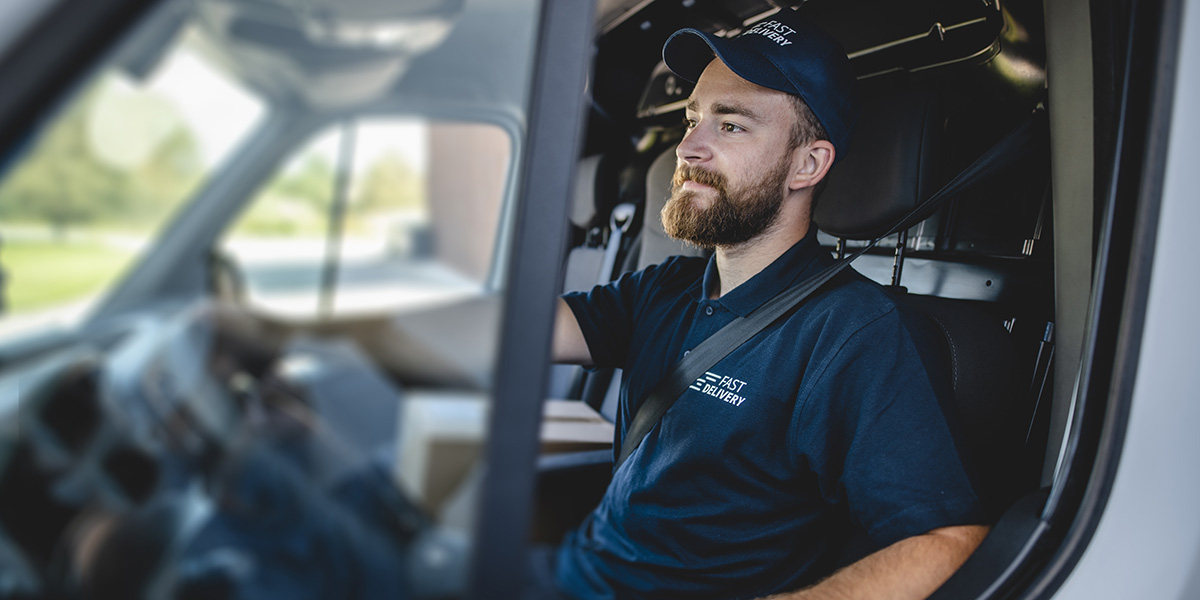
0 0 1195 598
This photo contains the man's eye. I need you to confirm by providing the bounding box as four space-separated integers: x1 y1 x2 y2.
721 122 744 133
684 118 697 129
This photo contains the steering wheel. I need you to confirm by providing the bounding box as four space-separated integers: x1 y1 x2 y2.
6 301 444 599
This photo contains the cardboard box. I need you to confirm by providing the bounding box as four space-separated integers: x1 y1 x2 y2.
395 395 613 512
539 399 614 453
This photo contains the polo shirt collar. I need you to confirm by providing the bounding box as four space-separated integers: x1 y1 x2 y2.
695 227 830 317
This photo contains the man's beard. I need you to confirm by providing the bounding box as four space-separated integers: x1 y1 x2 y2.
661 157 791 249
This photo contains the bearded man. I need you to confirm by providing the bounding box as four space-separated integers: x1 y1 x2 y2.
549 9 988 600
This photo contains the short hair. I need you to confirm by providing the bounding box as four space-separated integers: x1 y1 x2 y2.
787 94 829 148
787 94 831 205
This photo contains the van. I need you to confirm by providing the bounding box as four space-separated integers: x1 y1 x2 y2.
0 0 1196 598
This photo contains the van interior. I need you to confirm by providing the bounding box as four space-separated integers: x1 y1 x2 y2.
0 0 1148 597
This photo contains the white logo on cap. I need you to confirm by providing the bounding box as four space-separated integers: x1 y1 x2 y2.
740 20 795 47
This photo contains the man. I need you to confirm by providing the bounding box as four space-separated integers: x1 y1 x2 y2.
549 9 987 599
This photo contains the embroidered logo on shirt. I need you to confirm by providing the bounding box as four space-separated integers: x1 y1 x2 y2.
690 371 750 406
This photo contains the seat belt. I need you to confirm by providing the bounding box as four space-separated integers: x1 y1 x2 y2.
615 109 1047 469
573 203 636 405
600 203 638 283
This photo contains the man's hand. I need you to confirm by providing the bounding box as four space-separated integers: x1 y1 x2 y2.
763 524 988 600
195 301 291 380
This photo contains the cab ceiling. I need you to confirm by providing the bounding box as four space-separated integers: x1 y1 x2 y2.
189 0 539 111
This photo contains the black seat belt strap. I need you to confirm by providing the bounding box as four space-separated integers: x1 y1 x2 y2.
614 109 1046 470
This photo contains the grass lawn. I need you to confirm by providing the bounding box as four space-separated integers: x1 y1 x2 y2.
1 239 137 313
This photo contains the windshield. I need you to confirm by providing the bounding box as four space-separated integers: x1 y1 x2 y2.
0 27 264 342
0 0 547 596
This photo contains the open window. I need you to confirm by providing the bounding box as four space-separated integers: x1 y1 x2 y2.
218 118 510 320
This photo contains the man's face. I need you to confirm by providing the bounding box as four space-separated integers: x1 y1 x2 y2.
662 151 792 248
662 59 802 249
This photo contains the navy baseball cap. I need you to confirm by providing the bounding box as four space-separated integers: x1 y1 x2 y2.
662 9 859 159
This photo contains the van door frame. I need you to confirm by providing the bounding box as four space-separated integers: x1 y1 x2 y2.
466 0 596 597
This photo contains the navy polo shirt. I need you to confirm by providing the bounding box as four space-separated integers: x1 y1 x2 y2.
555 230 984 600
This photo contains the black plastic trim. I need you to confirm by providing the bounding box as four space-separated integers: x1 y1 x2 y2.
466 0 596 597
929 490 1051 600
924 0 1180 596
1018 0 1179 594
538 449 614 473
990 0 1180 597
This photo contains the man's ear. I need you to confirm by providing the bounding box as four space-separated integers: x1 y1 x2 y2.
787 140 835 191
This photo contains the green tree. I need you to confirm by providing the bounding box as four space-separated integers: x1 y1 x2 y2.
268 154 336 210
126 127 205 221
354 151 424 213
0 78 204 235
0 96 128 236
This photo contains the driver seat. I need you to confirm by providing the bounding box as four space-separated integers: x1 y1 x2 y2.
815 85 1031 520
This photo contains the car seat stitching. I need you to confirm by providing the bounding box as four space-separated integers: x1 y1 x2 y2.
929 313 959 389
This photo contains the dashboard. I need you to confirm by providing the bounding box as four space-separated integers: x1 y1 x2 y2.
0 301 457 599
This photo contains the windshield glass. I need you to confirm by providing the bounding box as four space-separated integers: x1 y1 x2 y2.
0 0 546 597
0 28 264 341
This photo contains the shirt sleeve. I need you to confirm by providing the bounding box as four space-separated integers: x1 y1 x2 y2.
564 256 700 369
560 257 681 369
793 301 986 549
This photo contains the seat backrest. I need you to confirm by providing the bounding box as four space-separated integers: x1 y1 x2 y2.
551 154 628 400
637 146 707 270
561 154 616 293
898 294 1025 518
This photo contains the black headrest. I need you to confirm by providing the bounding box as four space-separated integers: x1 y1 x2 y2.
814 87 945 240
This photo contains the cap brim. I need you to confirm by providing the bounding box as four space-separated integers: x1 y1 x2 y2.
662 29 723 83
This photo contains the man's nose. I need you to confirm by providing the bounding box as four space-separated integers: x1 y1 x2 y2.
676 125 712 164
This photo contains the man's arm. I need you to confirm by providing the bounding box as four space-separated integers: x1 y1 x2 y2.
553 297 593 366
764 524 988 600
